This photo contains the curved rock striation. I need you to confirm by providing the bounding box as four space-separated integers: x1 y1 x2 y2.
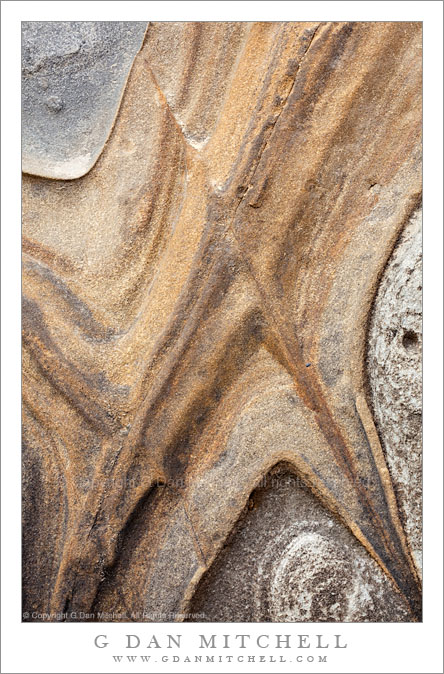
188 210 422 622
22 21 422 622
188 466 412 622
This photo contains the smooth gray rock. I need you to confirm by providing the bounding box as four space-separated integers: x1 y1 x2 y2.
22 21 147 179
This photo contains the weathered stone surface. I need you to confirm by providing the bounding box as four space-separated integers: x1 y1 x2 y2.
188 466 412 622
22 21 422 622
187 210 422 622
22 21 147 179
368 209 422 572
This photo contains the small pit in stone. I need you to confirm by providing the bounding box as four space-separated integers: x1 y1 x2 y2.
402 330 419 352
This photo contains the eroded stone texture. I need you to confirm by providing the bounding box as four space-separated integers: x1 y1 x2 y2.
189 466 411 622
368 210 422 572
188 212 423 622
22 22 422 622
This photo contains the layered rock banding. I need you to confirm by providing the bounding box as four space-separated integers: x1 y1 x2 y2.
22 21 422 622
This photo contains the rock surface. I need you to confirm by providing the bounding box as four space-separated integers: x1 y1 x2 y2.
189 466 412 622
22 21 147 178
188 210 422 622
368 209 422 572
22 21 422 622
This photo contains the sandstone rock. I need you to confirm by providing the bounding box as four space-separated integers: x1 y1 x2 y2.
188 466 412 622
22 21 422 622
188 210 423 623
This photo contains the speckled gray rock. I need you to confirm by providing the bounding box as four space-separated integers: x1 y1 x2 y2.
188 466 412 622
367 209 422 573
22 21 147 179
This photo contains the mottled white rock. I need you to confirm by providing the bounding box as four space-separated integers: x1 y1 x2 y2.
367 209 422 572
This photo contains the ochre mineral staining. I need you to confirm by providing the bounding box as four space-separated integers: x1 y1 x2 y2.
22 21 422 622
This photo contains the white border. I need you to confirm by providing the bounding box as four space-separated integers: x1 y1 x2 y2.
1 2 443 673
